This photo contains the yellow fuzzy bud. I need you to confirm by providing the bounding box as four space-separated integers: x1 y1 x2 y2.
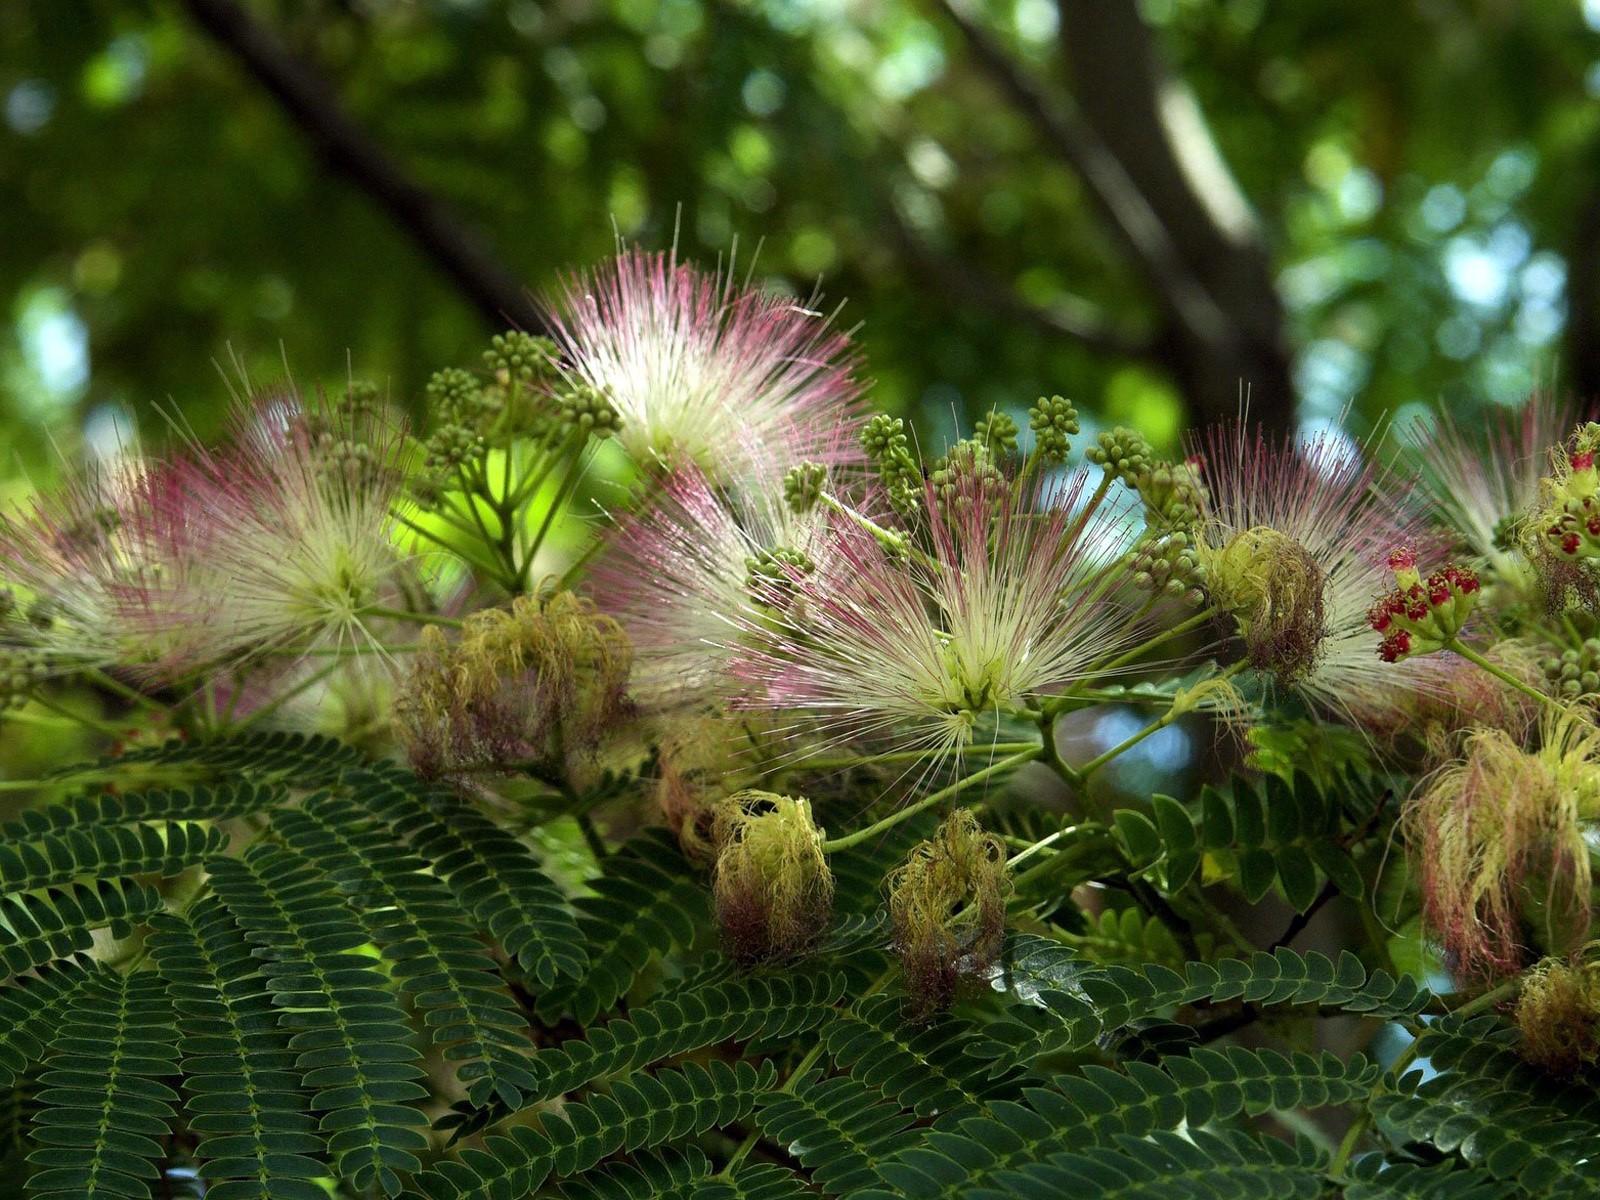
1199 525 1327 684
1514 958 1600 1075
712 791 833 965
887 810 1009 1017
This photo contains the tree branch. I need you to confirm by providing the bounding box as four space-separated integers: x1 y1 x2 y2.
937 0 1295 431
937 0 1230 351
178 0 543 333
884 215 1157 359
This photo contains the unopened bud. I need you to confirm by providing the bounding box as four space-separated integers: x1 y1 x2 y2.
1201 526 1327 684
1368 550 1480 663
1028 395 1079 466
783 461 828 515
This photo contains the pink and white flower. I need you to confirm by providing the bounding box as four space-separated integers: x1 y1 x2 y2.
544 249 864 475
1191 423 1449 725
731 468 1158 758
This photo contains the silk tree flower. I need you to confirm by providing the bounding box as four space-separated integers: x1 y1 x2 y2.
585 461 838 712
1191 424 1448 725
136 389 426 674
543 248 864 474
733 466 1160 759
1406 706 1600 977
0 456 191 677
1412 393 1586 585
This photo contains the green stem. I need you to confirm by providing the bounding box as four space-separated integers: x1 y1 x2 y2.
231 659 344 731
1049 605 1220 713
1070 660 1244 780
1448 640 1561 712
1330 977 1520 1179
361 606 464 629
802 741 1040 772
819 749 1038 853
30 694 126 740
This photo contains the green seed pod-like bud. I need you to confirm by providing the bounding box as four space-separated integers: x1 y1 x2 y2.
974 410 1019 459
712 791 833 965
862 414 923 514
784 461 829 515
556 382 621 441
1028 395 1079 466
1086 426 1152 484
888 809 1009 1018
483 331 559 386
1514 958 1600 1075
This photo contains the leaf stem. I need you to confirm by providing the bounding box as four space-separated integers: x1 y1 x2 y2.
819 749 1038 853
1447 640 1560 711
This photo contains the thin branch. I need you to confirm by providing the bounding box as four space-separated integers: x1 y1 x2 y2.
179 0 542 333
936 0 1231 350
884 215 1158 359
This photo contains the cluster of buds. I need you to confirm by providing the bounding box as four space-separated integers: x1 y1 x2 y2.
1544 637 1600 703
1027 395 1079 466
1087 426 1152 486
1132 457 1208 530
972 410 1019 459
711 791 834 965
1538 424 1600 559
1368 549 1481 663
887 810 1009 1018
393 590 632 781
861 414 923 515
928 439 1004 519
783 461 829 516
416 332 619 504
1128 529 1205 604
0 646 51 710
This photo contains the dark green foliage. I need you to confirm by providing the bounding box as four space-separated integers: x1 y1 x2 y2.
147 898 327 1200
1373 1017 1600 1196
0 820 226 892
0 959 96 1089
527 972 845 1103
968 1129 1326 1200
269 791 539 1110
1341 1157 1505 1200
206 847 430 1196
850 1046 1376 1199
0 783 285 840
756 1070 918 1193
536 829 707 1024
409 1060 778 1200
353 769 589 988
1115 770 1380 907
0 879 164 978
27 970 180 1200
85 733 366 789
981 938 1427 1065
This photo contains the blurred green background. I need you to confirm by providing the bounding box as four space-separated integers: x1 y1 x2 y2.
3 0 1599 489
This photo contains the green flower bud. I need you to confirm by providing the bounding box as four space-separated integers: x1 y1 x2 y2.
974 410 1019 459
1199 526 1327 684
555 382 621 441
1028 395 1079 466
483 331 559 386
862 414 923 514
783 461 829 515
1087 426 1152 484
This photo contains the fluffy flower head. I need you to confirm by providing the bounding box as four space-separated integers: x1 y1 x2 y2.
737 465 1159 758
1406 706 1600 976
545 248 863 474
1192 423 1444 723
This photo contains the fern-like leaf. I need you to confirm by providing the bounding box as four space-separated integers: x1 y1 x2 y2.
0 879 164 979
1341 1156 1505 1200
27 969 180 1200
409 1060 777 1200
270 791 539 1110
207 847 429 1196
352 769 588 988
757 1069 918 1193
0 958 96 1089
147 897 327 1200
0 783 285 842
0 821 227 892
852 1045 1374 1199
536 829 706 1025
